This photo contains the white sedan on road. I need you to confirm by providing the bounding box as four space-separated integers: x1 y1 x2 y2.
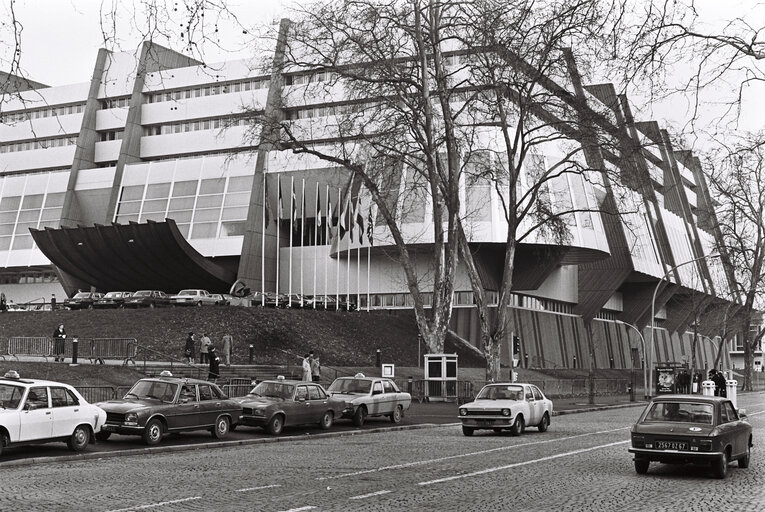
0 370 107 456
169 289 218 306
458 382 553 436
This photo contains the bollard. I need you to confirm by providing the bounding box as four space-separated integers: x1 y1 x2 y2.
628 384 634 402
701 380 716 396
375 348 381 367
524 353 529 368
248 344 254 364
70 337 79 366
407 376 413 394
726 380 738 408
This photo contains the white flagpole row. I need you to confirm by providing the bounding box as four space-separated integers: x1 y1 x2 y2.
261 164 266 307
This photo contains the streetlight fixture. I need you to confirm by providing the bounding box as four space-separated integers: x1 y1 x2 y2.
615 320 647 401
647 252 721 399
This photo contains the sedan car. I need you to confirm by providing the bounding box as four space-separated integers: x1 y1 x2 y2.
123 290 170 308
170 289 218 307
628 395 751 478
0 370 107 456
458 382 553 436
95 372 241 446
233 379 346 435
93 291 134 309
327 375 412 426
63 291 104 310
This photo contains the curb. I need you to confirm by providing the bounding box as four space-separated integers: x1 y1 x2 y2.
0 402 647 468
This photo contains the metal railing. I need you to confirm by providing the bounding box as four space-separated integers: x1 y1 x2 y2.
133 343 206 380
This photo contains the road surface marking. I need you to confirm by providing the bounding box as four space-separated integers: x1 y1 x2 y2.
349 490 392 500
105 497 202 512
418 440 630 486
236 484 282 492
317 427 629 481
277 507 316 512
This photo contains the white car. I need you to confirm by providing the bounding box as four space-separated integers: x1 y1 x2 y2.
327 375 412 426
169 289 217 306
458 382 553 436
0 370 107 456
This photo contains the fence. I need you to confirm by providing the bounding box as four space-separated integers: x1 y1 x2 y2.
2 336 138 364
89 338 138 365
222 378 253 398
4 337 52 361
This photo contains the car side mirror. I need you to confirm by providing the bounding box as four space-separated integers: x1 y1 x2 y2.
24 403 39 411
738 408 747 419
180 397 190 404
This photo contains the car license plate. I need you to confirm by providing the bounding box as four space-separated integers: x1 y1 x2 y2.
656 441 687 450
477 420 493 427
102 425 114 431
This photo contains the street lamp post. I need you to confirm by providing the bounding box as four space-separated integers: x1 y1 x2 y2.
615 320 647 401
648 253 720 399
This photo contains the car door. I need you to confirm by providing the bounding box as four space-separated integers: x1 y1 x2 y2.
18 386 53 441
720 401 747 458
49 386 81 437
171 384 201 430
379 380 397 415
530 385 547 423
304 385 329 423
291 385 311 425
368 381 384 416
524 385 542 425
197 384 221 426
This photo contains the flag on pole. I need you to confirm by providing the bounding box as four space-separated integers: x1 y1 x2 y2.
291 179 299 230
367 207 375 246
339 194 349 239
277 178 284 220
355 196 365 244
326 197 333 244
316 184 322 230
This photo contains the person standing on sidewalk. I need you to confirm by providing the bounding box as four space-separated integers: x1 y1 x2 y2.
200 333 212 364
208 346 221 382
53 324 66 362
184 332 195 364
309 351 321 383
221 332 233 366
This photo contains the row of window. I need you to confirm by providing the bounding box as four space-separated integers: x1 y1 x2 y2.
142 116 250 137
0 271 59 284
100 97 130 110
145 77 270 104
99 130 124 142
0 136 77 154
0 102 86 123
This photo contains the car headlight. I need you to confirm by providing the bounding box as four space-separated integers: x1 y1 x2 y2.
501 409 511 416
252 408 266 416
459 408 467 416
124 413 138 425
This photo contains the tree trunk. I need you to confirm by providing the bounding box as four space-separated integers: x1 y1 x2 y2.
484 335 502 382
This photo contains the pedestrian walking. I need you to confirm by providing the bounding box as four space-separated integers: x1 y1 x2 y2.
200 333 212 364
301 354 312 382
184 332 195 364
53 324 66 362
50 293 56 311
221 332 233 366
208 346 221 382
309 350 321 383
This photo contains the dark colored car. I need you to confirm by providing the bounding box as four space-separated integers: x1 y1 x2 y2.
123 290 170 308
63 291 104 310
93 291 134 309
249 291 289 308
95 373 241 445
232 379 346 435
629 395 752 478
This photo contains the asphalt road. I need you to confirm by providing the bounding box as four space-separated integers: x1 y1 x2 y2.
2 393 764 511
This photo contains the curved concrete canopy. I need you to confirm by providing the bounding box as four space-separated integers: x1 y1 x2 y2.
30 220 236 294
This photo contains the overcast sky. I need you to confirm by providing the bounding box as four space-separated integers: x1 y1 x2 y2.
4 0 763 136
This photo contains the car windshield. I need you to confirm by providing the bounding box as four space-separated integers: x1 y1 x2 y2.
0 383 24 409
644 402 714 424
249 382 295 399
125 380 178 402
104 292 122 298
133 291 151 297
73 292 90 298
327 379 372 394
476 385 524 401
177 290 198 296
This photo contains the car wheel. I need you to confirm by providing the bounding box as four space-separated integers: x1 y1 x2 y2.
352 406 367 427
739 442 751 468
266 414 284 435
462 426 475 436
634 459 650 474
390 405 403 424
713 449 729 479
212 416 230 439
320 411 334 430
149 302 155 309
67 425 90 452
0 433 7 456
87 304 94 310
510 415 524 436
197 301 203 307
537 413 550 432
95 431 111 442
142 418 164 446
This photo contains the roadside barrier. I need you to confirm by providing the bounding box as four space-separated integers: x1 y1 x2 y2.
89 338 138 365
223 378 252 398
4 337 53 361
2 336 138 364
77 386 119 403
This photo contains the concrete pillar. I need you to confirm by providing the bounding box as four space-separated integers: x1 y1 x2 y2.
726 380 737 408
701 380 716 396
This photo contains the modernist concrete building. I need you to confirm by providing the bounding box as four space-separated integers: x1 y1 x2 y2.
0 26 741 373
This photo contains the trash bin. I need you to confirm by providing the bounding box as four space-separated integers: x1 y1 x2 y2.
701 380 716 396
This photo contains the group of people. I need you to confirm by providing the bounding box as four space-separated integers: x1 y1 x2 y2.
183 331 234 382
301 351 321 382
708 368 728 397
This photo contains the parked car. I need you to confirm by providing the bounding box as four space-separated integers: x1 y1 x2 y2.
232 379 346 435
63 291 103 310
628 395 751 478
93 291 134 309
0 370 107 456
327 374 412 426
95 372 241 446
123 290 170 308
458 382 553 436
170 289 217 307
249 291 289 308
210 293 231 306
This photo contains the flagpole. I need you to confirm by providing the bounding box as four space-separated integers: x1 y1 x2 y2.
346 193 351 311
324 184 329 310
289 175 294 307
356 198 361 309
261 166 266 307
300 178 305 307
367 243 371 312
336 186 341 311
313 181 318 309
276 176 281 308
